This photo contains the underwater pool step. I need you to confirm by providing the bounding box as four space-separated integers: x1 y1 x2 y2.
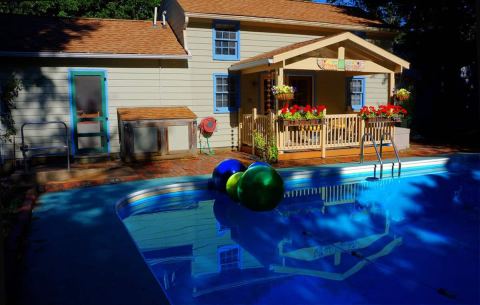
279 157 449 180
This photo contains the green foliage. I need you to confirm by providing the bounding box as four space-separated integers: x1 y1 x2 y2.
0 0 163 19
0 75 22 142
328 0 478 137
253 131 278 164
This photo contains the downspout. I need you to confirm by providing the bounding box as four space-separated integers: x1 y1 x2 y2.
183 15 192 57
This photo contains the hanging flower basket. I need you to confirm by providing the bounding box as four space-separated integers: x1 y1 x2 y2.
275 92 294 102
272 85 295 103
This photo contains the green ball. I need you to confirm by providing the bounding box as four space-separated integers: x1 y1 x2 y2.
237 166 284 211
226 172 244 201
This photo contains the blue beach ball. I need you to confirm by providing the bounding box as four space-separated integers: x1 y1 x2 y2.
212 159 246 191
247 161 271 169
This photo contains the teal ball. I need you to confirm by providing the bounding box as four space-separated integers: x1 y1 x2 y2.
248 161 271 169
237 165 284 211
226 172 244 201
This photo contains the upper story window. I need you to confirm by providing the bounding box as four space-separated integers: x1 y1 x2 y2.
213 20 240 61
347 76 365 111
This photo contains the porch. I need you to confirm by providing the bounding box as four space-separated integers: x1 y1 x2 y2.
238 109 396 160
231 32 410 159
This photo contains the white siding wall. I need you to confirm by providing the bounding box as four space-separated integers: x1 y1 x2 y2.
0 59 166 158
364 74 389 107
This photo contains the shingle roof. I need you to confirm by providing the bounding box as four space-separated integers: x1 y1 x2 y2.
0 14 187 56
177 0 385 28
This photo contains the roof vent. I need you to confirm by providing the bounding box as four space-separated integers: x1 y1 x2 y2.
162 10 167 28
153 7 158 27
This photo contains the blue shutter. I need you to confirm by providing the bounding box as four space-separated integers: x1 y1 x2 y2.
213 73 240 113
348 76 365 110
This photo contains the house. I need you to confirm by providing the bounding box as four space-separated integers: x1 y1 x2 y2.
0 0 409 162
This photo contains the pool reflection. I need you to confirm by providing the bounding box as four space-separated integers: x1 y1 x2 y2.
122 178 407 304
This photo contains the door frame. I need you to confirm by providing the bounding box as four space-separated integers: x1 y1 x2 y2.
285 71 316 106
68 69 109 155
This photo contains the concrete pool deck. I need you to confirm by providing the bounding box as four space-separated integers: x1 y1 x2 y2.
12 153 472 305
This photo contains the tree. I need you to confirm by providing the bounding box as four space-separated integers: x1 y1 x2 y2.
0 0 162 19
330 0 478 143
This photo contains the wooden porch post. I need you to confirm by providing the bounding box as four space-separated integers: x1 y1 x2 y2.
274 67 284 113
321 122 327 158
252 108 257 156
238 107 242 150
388 72 395 104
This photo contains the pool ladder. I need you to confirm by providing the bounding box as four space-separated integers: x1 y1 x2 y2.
360 132 402 179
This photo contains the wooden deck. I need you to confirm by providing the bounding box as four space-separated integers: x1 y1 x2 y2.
241 145 394 160
239 109 396 160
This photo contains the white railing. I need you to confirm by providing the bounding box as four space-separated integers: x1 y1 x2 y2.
324 114 361 148
239 108 395 158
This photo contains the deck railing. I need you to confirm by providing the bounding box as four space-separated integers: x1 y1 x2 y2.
239 108 395 158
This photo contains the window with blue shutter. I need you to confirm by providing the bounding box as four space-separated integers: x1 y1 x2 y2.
212 21 240 61
348 76 365 110
213 73 239 113
217 245 241 271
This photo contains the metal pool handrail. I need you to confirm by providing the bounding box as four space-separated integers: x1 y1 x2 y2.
360 133 383 179
380 132 402 177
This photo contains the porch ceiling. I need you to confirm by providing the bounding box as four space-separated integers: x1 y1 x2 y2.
229 32 410 74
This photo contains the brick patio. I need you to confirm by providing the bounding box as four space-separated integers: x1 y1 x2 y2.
31 143 472 192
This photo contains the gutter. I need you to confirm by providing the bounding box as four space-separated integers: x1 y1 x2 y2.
0 51 192 60
229 58 273 71
185 12 394 33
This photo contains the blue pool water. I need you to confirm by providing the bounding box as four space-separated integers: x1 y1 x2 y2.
118 156 480 305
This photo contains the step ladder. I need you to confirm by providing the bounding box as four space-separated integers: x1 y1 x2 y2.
360 132 402 179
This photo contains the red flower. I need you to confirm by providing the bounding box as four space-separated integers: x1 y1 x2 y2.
317 105 326 112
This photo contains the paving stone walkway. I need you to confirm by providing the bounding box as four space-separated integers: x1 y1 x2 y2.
35 143 469 192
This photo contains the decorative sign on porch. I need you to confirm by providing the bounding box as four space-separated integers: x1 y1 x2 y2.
317 58 366 71
317 58 339 70
345 60 366 71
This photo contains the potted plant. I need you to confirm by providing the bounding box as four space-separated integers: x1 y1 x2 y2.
272 85 296 103
278 104 327 127
394 88 411 104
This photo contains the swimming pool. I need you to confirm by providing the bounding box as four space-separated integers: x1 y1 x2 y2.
117 155 480 305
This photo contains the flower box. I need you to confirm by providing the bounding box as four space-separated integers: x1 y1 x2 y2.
278 118 325 127
365 117 401 125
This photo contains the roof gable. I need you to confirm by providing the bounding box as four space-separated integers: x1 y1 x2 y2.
231 32 410 72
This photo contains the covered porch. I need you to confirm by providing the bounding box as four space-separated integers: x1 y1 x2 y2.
231 32 410 159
